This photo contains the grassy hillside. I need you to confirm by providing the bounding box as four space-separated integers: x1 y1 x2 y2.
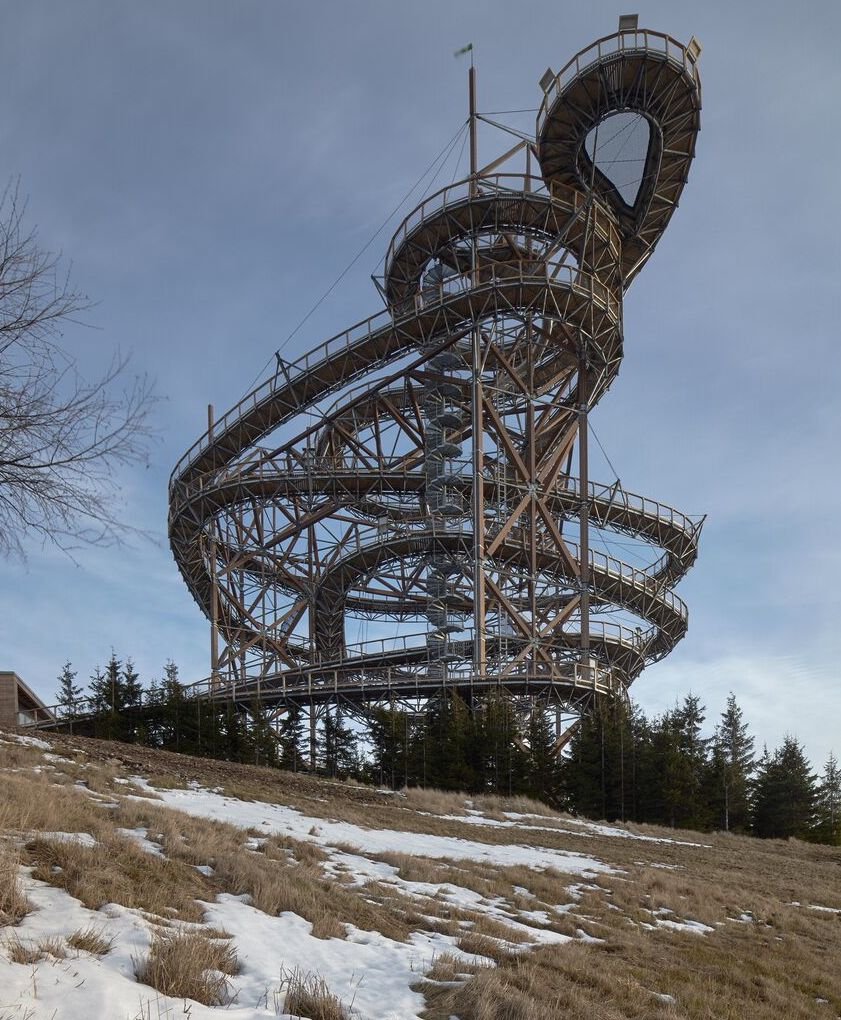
1 730 839 1019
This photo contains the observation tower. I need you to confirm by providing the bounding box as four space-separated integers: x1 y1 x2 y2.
169 17 704 732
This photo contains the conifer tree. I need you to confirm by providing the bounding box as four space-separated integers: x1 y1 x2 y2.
422 692 477 792
143 676 163 746
120 658 143 741
752 736 817 839
277 705 306 773
709 693 755 831
814 752 841 845
88 660 125 738
105 652 123 713
474 693 530 796
655 694 710 829
88 664 109 714
366 707 411 788
564 695 637 822
218 704 249 762
523 709 564 807
121 659 143 709
322 707 358 778
56 661 83 721
151 660 182 750
248 700 280 768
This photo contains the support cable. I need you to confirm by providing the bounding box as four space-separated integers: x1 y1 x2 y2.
239 121 471 398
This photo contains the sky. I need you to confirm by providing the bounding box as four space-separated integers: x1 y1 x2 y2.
1 0 839 768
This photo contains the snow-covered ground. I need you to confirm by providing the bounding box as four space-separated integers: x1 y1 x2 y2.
0 734 722 1019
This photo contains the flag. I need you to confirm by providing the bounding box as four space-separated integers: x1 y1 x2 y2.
454 43 473 58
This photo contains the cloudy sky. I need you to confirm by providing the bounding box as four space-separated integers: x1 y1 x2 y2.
2 0 839 767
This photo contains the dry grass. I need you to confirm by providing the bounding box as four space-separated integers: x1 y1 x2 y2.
3 934 43 964
67 925 114 956
401 787 470 816
2 733 839 1020
3 934 66 963
25 834 210 923
456 931 518 964
0 849 29 926
472 792 558 818
423 951 490 983
277 966 350 1020
135 930 238 1006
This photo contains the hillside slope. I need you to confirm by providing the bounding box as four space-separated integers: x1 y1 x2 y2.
1 731 839 1019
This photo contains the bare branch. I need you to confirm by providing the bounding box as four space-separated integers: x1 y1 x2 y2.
0 179 159 558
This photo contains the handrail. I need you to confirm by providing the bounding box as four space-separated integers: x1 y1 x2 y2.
316 520 688 625
537 27 701 128
168 23 702 703
170 259 620 491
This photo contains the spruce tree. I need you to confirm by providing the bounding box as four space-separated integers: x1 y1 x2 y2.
524 709 564 807
814 752 841 845
88 662 118 737
277 705 306 773
122 659 143 709
157 660 190 752
218 704 249 762
564 695 637 822
752 736 817 839
366 707 410 788
120 658 143 741
422 692 477 792
710 693 755 831
56 662 83 720
143 676 163 747
322 707 358 778
475 693 530 797
248 700 280 768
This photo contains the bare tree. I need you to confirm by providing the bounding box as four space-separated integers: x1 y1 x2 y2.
0 181 157 557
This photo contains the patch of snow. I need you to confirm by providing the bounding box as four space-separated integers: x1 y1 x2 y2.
656 917 714 935
115 826 165 858
194 864 215 876
569 819 710 847
148 784 615 877
808 904 841 914
1 732 51 750
31 831 98 848
43 752 75 765
205 893 487 1019
324 849 574 946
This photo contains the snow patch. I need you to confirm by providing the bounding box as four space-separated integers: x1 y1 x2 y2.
1 732 51 750
148 784 615 877
31 831 98 848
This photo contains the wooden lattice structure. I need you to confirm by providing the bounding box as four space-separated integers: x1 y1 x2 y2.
168 20 704 723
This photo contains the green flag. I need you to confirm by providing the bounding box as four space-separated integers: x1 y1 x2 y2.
454 43 473 58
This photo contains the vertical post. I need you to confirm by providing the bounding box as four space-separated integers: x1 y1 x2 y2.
527 332 537 664
578 350 591 674
208 404 220 688
469 64 486 682
468 65 478 193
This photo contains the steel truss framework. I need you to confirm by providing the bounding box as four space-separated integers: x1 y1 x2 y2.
168 23 704 727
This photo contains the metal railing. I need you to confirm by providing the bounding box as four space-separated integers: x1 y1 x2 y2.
537 28 701 127
170 260 621 494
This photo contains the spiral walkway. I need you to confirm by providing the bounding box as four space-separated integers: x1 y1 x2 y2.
169 23 703 712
